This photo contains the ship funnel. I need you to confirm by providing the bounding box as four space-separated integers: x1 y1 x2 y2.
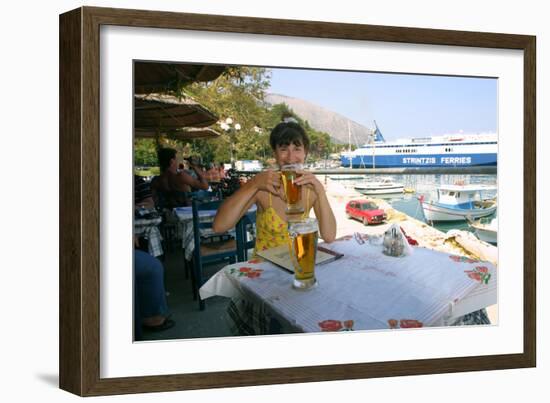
373 120 386 142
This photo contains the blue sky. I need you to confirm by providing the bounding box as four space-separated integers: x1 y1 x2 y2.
268 68 497 141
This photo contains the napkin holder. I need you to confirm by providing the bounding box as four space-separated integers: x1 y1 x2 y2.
382 224 413 257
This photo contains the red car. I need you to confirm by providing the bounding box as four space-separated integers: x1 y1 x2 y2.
345 199 387 225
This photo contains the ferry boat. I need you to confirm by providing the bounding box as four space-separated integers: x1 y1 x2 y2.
341 122 497 168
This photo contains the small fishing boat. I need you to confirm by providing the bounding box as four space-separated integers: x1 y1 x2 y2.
468 216 498 244
354 177 404 195
420 184 497 222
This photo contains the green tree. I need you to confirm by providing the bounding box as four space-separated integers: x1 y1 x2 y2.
134 139 158 166
184 67 271 163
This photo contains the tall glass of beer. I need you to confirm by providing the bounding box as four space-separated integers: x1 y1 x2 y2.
288 217 319 289
281 163 304 214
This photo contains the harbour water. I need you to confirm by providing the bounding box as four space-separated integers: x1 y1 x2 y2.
318 173 498 235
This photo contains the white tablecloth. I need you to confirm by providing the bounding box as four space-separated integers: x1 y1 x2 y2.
134 216 163 257
200 236 497 333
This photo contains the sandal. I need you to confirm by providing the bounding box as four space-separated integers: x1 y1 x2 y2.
142 318 175 332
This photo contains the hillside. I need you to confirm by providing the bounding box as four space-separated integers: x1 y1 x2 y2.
265 93 373 146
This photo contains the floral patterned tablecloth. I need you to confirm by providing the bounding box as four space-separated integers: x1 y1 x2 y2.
200 236 497 333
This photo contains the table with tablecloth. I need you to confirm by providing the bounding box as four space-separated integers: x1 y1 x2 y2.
199 235 497 334
174 205 257 261
134 215 163 257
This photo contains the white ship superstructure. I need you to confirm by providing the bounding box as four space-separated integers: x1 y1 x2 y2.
341 122 497 168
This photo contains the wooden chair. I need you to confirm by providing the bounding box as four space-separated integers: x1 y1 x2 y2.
187 189 223 202
236 210 257 262
191 198 238 310
149 177 181 253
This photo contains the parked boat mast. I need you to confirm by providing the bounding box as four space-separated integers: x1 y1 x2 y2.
348 122 352 169
372 121 379 171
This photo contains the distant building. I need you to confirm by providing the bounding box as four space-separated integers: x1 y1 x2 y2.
235 160 263 172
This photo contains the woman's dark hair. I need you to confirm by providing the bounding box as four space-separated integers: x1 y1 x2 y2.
157 148 177 172
269 121 310 153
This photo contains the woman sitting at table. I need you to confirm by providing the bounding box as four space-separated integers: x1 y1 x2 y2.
213 118 336 251
151 148 209 208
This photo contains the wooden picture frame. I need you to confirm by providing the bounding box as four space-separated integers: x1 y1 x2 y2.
59 6 536 396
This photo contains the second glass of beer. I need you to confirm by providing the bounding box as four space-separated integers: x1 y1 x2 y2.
281 163 304 214
288 218 319 289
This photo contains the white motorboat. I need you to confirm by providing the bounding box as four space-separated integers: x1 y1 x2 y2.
468 217 498 244
421 184 497 222
329 174 364 181
354 177 404 195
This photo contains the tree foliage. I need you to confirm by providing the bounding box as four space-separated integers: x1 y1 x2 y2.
134 139 158 166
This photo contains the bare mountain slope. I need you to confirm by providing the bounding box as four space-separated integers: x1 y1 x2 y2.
265 93 373 145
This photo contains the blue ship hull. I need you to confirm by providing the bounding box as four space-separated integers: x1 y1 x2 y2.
341 153 497 168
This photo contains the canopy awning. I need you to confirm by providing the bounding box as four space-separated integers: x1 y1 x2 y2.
134 62 226 93
134 127 221 140
134 93 219 131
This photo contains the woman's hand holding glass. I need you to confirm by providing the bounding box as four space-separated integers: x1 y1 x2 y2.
251 169 286 200
294 169 324 195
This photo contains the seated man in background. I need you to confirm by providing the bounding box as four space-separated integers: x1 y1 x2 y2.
205 162 221 183
151 148 209 207
184 156 209 185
